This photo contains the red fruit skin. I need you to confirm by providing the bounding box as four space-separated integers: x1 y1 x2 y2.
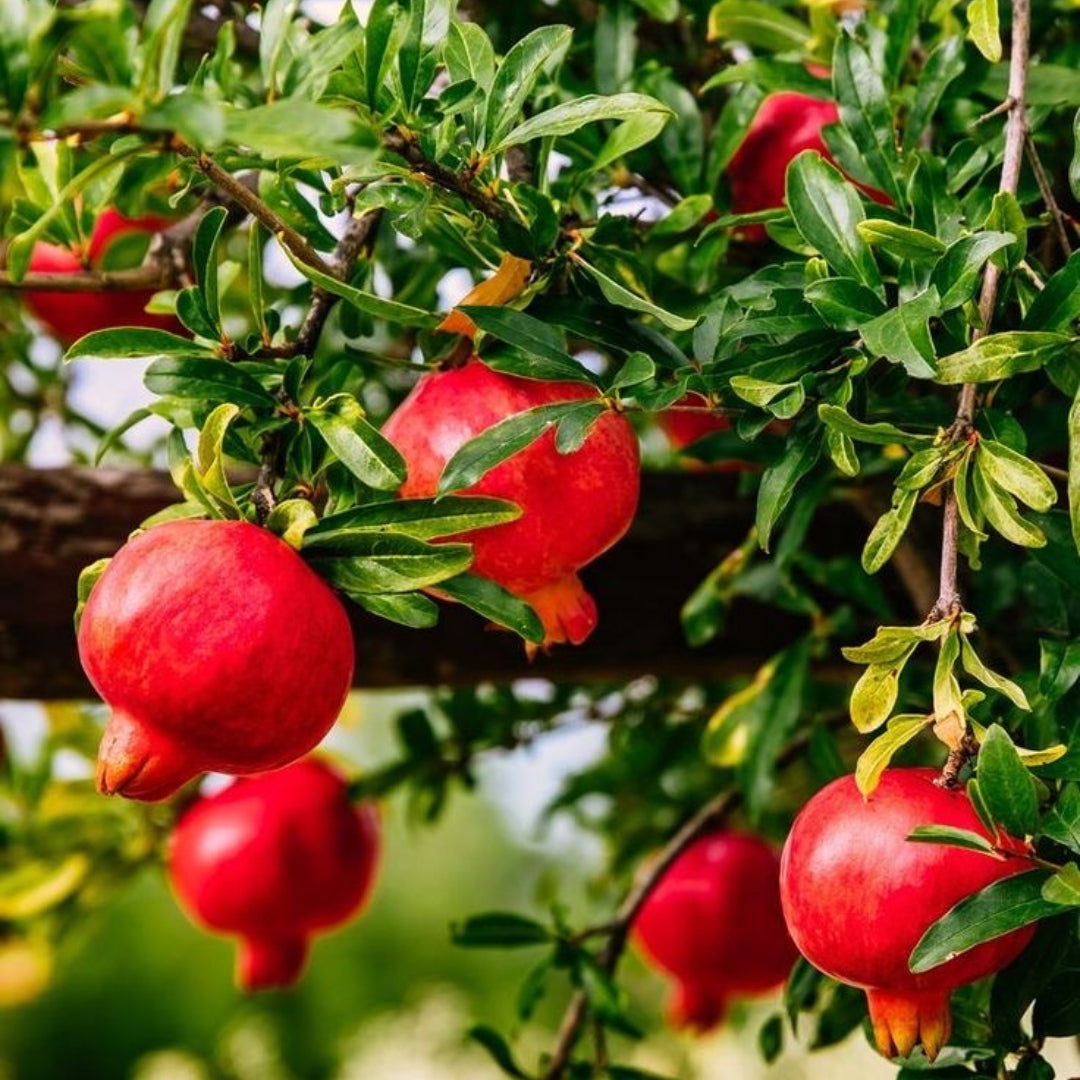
727 91 889 243
168 758 380 991
632 832 798 1031
381 358 641 646
78 519 355 801
23 210 183 344
780 768 1036 1060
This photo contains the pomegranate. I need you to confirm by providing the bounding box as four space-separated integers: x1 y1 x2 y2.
727 89 888 242
168 757 380 990
381 357 640 646
780 768 1036 1060
633 831 798 1030
78 519 355 801
24 209 182 344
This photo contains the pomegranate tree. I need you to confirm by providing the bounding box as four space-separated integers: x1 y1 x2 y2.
632 832 798 1030
381 357 640 646
168 758 380 990
780 769 1036 1060
24 209 182 344
78 519 355 801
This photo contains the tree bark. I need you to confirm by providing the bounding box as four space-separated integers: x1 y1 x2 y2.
0 465 878 699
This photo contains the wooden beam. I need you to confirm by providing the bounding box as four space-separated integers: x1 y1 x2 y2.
0 465 876 699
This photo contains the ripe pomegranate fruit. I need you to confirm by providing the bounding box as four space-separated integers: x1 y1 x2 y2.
78 519 355 801
381 357 640 646
168 757 380 990
23 209 182 344
780 768 1036 1060
727 88 888 242
633 831 798 1030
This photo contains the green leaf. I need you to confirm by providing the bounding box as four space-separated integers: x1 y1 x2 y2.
281 244 437 329
936 333 1075 384
144 356 278 407
855 715 930 796
192 205 228 330
195 402 242 515
825 427 859 477
857 219 947 264
980 440 1057 513
437 573 545 644
960 637 1030 710
444 20 495 142
862 488 918 575
850 653 914 734
484 25 573 152
967 0 1002 64
65 328 215 364
859 287 942 379
398 0 451 114
817 404 935 448
259 0 299 96
223 101 375 164
786 151 882 296
978 724 1040 836
1043 786 1080 853
309 496 521 545
468 1025 529 1079
74 558 111 634
973 453 1047 548
1072 108 1080 203
755 429 822 553
910 872 1056 974
804 277 886 330
903 36 966 152
176 286 218 341
1023 249 1080 333
452 912 552 948
349 591 440 629
438 401 592 495
365 0 403 108
907 825 999 856
1070 386 1080 555
843 620 951 664
1041 863 1080 907
459 309 594 383
312 534 473 593
594 111 672 172
931 231 1016 311
572 254 697 331
609 351 656 392
706 0 811 52
492 92 671 153
832 34 901 204
307 395 407 491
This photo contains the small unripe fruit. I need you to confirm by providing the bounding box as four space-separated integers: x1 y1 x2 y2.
633 832 798 1030
78 519 355 801
24 209 183 344
382 357 640 647
780 768 1036 1060
168 758 380 990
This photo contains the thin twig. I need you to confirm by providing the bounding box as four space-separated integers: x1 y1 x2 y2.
931 0 1031 621
1025 132 1073 260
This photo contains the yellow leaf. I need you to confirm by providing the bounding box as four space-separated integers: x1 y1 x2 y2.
438 254 533 338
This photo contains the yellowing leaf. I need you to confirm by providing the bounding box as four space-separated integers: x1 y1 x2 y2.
438 254 533 338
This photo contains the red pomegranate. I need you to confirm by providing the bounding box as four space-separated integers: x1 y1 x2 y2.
727 89 888 242
78 519 355 801
633 831 798 1030
24 209 182 344
780 768 1036 1060
168 757 380 990
381 357 640 646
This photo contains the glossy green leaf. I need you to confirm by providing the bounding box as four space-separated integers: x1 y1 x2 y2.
857 219 946 264
309 496 521 545
1041 863 1080 907
365 0 403 107
859 287 942 379
1023 249 1080 333
936 333 1074 384
265 499 319 550
907 825 998 855
312 534 473 593
910 871 1056 974
572 254 697 331
484 25 573 152
804 277 886 330
855 715 930 796
706 0 811 52
1043 786 1080 853
192 205 228 329
349 590 440 629
437 573 544 643
594 111 671 172
903 36 966 152
755 429 822 553
786 151 882 295
931 231 1016 311
979 440 1057 513
978 724 1040 836
452 911 552 948
64 328 214 364
459 309 593 383
862 488 918 574
144 356 277 407
817 404 935 448
307 395 407 491
1070 386 1080 556
493 92 671 153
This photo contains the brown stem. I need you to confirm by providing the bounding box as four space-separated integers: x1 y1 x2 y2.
170 140 335 276
1025 132 1073 260
930 0 1030 621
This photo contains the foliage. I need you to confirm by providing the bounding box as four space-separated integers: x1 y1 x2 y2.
4 0 1080 1077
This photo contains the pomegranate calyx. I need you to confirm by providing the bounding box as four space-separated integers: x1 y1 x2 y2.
669 980 729 1032
866 986 951 1062
237 933 310 992
521 574 598 652
96 711 192 801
